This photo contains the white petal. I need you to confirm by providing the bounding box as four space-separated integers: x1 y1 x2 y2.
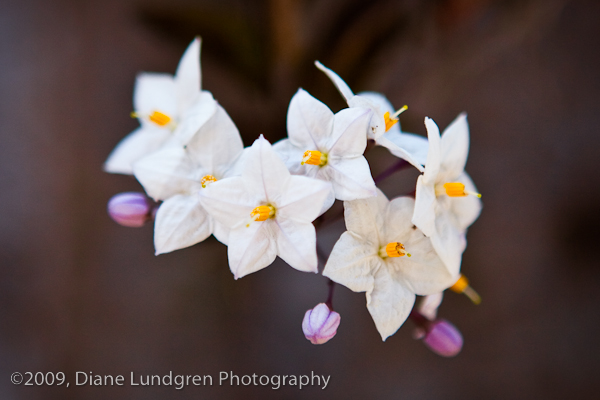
347 95 385 140
366 265 415 341
241 135 291 203
314 61 354 103
430 213 467 277
227 221 277 279
134 73 177 123
343 189 389 242
323 231 380 293
184 102 243 177
272 138 307 175
382 196 417 241
154 194 212 254
175 37 202 112
449 172 482 230
423 117 441 185
199 176 257 228
412 175 437 237
376 131 427 172
418 293 444 320
356 91 410 140
286 89 334 150
104 127 171 175
277 175 333 222
386 230 455 295
324 157 377 200
212 220 230 245
439 113 469 181
274 219 318 273
327 108 370 155
171 91 217 144
133 146 201 201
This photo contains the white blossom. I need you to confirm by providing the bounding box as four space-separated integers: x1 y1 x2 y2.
133 103 243 254
199 135 333 279
323 190 454 341
273 89 376 202
412 114 482 276
105 38 217 174
315 61 427 171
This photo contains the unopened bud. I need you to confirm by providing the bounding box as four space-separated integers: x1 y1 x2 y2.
422 319 463 357
107 192 153 227
302 303 340 345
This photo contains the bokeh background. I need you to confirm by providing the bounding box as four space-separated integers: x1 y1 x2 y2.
1 0 599 398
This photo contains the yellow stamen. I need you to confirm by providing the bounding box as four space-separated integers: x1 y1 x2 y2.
249 205 276 224
449 274 481 305
441 182 482 198
383 242 412 258
130 110 173 127
301 150 327 166
200 175 217 188
383 105 408 132
148 110 172 126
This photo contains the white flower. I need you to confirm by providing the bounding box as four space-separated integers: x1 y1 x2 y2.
199 135 333 279
132 103 243 254
412 114 482 277
105 38 217 174
315 61 427 171
323 190 455 341
273 88 376 202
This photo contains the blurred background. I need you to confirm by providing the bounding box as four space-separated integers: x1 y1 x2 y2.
1 0 599 398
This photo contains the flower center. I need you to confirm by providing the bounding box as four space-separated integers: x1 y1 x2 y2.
130 110 173 127
435 182 482 198
383 105 408 132
449 274 481 304
301 150 328 166
380 242 411 258
246 205 276 227
200 175 217 188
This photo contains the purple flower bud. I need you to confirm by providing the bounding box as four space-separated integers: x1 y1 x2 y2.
422 319 463 357
107 192 152 227
302 303 341 345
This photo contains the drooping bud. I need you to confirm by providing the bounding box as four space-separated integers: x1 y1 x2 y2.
422 319 463 357
302 303 341 345
107 192 153 227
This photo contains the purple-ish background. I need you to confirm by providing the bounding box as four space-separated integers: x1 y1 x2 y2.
1 0 599 398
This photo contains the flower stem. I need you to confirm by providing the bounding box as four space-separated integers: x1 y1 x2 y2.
409 309 432 332
325 279 336 311
374 159 410 184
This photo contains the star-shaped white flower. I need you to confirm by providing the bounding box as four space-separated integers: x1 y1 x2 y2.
105 38 217 174
323 190 454 341
315 61 427 171
199 135 333 279
133 103 243 254
412 114 482 277
273 88 376 202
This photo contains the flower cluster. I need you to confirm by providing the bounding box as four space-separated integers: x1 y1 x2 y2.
106 38 483 354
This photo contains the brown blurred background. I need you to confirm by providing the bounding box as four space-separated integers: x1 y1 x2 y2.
1 0 599 398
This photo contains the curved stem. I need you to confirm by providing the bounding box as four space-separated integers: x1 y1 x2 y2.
374 159 410 184
325 279 336 311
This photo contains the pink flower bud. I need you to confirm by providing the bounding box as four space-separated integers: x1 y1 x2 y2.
302 303 341 345
107 192 153 227
422 319 463 357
